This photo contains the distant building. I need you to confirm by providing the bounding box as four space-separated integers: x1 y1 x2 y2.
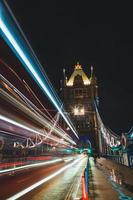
62 62 99 150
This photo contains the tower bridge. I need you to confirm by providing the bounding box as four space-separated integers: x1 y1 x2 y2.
62 62 98 150
62 61 133 166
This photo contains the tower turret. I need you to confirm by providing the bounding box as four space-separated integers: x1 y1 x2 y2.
62 62 99 149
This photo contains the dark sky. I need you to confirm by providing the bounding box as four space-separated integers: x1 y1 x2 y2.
1 0 133 133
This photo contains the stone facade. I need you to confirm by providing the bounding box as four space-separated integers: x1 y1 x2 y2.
62 62 99 148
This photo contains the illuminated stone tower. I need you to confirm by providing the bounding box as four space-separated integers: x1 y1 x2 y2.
62 62 99 149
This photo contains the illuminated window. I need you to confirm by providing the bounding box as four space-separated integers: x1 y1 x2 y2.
73 107 79 115
80 108 85 115
73 106 85 116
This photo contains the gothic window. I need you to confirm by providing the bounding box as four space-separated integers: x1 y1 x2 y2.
74 88 83 97
73 75 84 86
83 88 88 97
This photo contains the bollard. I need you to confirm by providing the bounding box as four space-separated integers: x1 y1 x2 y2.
82 157 91 200
82 173 89 200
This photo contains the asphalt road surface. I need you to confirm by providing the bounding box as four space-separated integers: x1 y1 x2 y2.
0 155 87 200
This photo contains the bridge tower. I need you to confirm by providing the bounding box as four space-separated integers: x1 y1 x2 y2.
62 62 99 152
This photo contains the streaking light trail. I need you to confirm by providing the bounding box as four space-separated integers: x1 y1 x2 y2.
0 115 75 146
1 75 75 145
0 158 63 174
0 2 79 139
7 156 85 200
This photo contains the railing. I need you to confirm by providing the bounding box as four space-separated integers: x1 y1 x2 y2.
101 153 133 168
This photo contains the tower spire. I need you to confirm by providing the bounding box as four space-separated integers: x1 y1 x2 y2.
90 65 97 86
63 68 66 79
63 68 67 86
91 65 94 77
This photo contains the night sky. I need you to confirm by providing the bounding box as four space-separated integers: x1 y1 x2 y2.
1 0 133 134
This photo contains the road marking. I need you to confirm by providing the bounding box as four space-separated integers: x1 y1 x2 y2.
7 156 85 200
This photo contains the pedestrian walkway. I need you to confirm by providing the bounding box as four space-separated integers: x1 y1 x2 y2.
97 157 133 187
88 158 119 200
88 157 133 200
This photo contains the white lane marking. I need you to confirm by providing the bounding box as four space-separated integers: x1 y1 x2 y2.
7 156 85 200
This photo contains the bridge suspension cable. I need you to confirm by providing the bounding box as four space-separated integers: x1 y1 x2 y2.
94 101 121 151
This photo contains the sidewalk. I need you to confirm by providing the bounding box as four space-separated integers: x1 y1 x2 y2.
88 158 133 200
88 158 119 200
97 157 133 186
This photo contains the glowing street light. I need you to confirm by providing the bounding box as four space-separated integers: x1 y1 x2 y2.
73 106 85 116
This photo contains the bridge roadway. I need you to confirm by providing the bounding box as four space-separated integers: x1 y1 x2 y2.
0 155 86 200
0 156 133 200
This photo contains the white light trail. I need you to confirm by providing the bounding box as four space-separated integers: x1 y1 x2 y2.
1 76 75 145
7 156 84 200
0 115 73 146
0 158 62 174
0 17 79 139
63 158 74 162
0 115 43 136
